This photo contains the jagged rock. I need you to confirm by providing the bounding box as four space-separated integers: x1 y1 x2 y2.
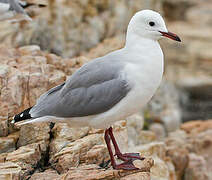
49 123 90 157
17 123 50 152
0 162 22 180
0 132 19 153
61 162 153 180
4 143 43 176
50 122 127 174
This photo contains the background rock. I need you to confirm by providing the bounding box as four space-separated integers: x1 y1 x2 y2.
0 0 212 179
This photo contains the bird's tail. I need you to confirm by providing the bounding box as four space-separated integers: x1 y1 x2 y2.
12 107 60 126
12 107 33 124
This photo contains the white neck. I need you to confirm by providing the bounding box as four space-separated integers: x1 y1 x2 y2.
125 30 160 51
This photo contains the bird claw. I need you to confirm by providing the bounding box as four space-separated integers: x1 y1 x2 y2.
113 159 139 170
115 152 145 161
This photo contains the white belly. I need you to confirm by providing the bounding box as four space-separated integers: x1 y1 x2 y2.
89 60 163 129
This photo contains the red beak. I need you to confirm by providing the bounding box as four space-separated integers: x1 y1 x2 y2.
159 31 181 42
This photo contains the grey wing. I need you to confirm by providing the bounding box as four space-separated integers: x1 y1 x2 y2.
8 0 25 13
30 56 131 118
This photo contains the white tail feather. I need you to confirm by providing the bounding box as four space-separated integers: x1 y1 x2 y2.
15 116 59 126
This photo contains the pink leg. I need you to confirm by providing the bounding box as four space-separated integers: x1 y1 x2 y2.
108 127 145 161
104 127 144 170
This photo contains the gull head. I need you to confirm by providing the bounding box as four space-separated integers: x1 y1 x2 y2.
128 10 181 42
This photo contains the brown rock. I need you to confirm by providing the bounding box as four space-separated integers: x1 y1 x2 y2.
30 169 61 180
181 120 212 134
50 122 128 174
166 147 189 180
50 133 106 173
0 120 9 137
61 161 153 180
0 132 19 153
133 142 174 180
0 162 22 180
50 123 89 157
17 123 50 152
5 143 42 176
120 172 150 180
184 153 209 180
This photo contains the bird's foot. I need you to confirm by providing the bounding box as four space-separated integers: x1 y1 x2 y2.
115 152 145 161
113 159 139 170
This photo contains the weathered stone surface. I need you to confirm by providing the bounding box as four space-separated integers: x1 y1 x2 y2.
5 143 42 176
0 132 19 153
133 142 175 180
30 169 61 180
0 0 162 58
184 153 209 180
17 123 50 152
0 162 22 180
181 120 212 134
61 161 153 180
50 123 89 157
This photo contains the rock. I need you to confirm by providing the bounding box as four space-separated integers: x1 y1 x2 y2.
181 120 212 134
30 169 61 180
50 122 128 174
133 142 176 180
0 0 162 57
127 113 145 147
0 132 19 153
61 162 153 180
166 147 189 179
0 120 9 137
184 153 210 180
5 143 43 176
162 0 194 21
50 123 90 157
17 123 50 152
0 162 22 180
50 133 108 174
146 80 182 133
149 123 166 140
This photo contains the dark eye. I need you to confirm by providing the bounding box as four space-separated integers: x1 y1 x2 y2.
149 21 155 26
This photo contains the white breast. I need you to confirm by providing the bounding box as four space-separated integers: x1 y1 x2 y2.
89 48 164 129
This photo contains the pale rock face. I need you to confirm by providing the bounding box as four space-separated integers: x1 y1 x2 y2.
0 162 22 180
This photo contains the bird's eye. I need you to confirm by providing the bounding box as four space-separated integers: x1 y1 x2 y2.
149 21 155 26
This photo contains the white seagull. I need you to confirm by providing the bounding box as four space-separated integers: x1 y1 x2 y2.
13 10 181 170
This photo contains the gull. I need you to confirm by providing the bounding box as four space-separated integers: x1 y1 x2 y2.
0 0 45 21
13 10 181 170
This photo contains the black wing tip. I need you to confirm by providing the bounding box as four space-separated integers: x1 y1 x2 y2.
12 107 32 123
